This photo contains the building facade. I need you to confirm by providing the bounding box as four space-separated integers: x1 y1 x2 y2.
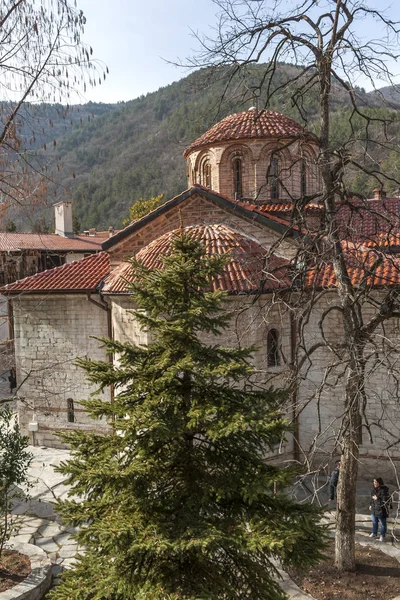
3 108 400 481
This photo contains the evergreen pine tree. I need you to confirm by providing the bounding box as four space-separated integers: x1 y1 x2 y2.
52 231 327 600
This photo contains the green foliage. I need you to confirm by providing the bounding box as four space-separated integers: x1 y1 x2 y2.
52 233 327 600
0 407 32 555
72 213 81 234
5 220 16 232
123 193 165 225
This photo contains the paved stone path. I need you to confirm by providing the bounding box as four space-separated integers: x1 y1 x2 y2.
9 446 400 596
9 446 81 586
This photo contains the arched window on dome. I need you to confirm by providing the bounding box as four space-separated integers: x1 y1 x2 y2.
233 157 243 198
267 328 280 367
269 157 279 201
301 159 307 197
202 161 212 189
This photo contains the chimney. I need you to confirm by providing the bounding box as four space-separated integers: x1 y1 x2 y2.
108 226 115 238
54 200 73 238
372 188 386 200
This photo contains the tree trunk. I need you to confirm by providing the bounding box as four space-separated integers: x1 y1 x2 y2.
334 363 363 570
317 53 362 571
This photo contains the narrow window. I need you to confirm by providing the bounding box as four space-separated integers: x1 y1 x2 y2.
233 158 242 198
267 329 280 367
67 398 75 423
203 161 212 188
269 158 279 200
301 159 307 197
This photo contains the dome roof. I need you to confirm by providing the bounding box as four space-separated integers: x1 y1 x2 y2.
102 223 289 294
184 108 311 156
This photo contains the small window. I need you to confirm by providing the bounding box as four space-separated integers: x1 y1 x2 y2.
301 159 307 197
233 158 242 198
203 161 212 188
269 158 279 201
67 398 75 423
267 329 280 367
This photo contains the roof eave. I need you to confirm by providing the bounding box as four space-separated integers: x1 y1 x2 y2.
2 287 101 296
183 133 316 158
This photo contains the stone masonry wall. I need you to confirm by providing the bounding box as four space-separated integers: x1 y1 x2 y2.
13 294 110 448
297 291 400 482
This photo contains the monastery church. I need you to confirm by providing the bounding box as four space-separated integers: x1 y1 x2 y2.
3 107 400 478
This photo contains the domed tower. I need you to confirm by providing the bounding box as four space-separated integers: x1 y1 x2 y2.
184 108 320 205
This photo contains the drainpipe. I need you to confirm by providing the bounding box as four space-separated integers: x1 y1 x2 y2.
86 294 114 409
7 298 14 344
290 312 300 464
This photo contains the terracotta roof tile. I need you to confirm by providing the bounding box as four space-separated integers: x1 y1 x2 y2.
336 198 400 243
258 202 323 213
305 242 400 289
0 232 104 252
1 252 110 294
184 109 312 156
102 224 290 294
364 232 400 249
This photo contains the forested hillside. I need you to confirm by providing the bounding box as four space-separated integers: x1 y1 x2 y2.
16 64 400 231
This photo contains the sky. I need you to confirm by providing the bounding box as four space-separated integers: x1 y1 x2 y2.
76 0 218 104
69 0 400 105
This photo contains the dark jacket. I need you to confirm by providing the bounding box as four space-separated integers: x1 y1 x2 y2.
370 484 390 518
328 467 339 500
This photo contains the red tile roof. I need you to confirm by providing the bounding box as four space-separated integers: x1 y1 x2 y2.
305 242 400 289
336 198 400 243
102 224 290 294
258 202 323 214
364 232 400 249
184 109 312 156
0 232 104 252
1 252 110 294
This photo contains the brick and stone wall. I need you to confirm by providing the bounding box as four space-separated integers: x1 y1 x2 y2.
12 294 110 448
186 139 321 204
108 193 297 266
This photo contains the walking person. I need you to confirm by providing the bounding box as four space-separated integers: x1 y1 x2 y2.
328 460 340 502
8 368 16 393
369 477 390 542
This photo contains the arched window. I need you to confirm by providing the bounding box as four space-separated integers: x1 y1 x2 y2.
233 157 242 198
203 161 212 188
269 157 279 201
301 159 307 197
267 329 280 367
67 398 75 423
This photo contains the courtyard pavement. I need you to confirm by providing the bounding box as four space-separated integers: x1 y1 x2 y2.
8 445 400 594
9 446 80 585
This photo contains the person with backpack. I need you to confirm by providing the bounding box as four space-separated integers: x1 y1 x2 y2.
369 477 391 542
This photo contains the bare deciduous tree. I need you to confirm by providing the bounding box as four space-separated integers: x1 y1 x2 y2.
0 0 107 215
188 0 400 571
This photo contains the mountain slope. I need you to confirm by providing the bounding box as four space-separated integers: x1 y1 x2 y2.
23 65 400 230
